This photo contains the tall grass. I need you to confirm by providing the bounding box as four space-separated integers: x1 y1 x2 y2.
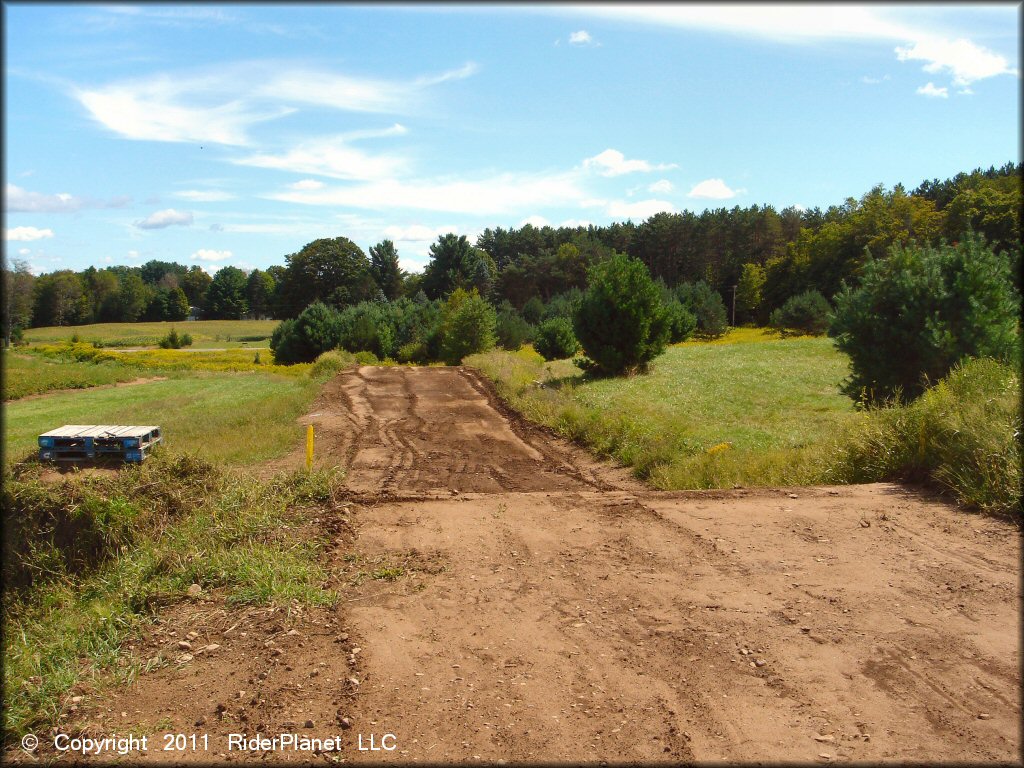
3 350 142 400
2 454 345 738
827 357 1021 516
467 336 856 489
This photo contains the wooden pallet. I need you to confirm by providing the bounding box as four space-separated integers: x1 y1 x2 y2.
38 425 162 463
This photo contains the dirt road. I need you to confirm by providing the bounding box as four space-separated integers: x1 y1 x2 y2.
64 366 1020 763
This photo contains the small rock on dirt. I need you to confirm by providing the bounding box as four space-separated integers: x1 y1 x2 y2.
304 720 314 728
177 641 192 651
187 584 202 598
977 713 992 720
195 716 206 727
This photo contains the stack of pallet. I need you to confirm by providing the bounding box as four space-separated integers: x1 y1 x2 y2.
38 425 162 463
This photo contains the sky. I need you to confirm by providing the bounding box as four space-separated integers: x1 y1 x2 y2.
3 3 1020 276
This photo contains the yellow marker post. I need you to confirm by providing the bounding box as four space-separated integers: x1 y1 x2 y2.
306 425 314 471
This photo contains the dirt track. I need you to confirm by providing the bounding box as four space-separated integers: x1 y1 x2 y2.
58 366 1020 764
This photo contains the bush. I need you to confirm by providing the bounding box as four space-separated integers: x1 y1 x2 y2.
769 290 831 336
521 296 544 325
677 281 728 338
830 235 1020 402
439 288 497 365
309 349 355 379
158 328 194 349
828 357 1021 516
353 350 380 366
396 340 429 364
533 317 580 361
573 252 670 375
496 304 534 351
337 301 396 359
664 299 697 343
271 302 343 364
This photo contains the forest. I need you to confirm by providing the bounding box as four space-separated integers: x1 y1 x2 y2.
4 162 1020 345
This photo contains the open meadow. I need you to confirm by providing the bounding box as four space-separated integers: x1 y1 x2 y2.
21 319 278 349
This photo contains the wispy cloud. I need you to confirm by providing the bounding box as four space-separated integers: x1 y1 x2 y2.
569 30 595 46
861 74 892 85
232 133 408 181
916 82 949 98
174 189 236 202
560 6 1017 89
6 226 55 241
582 148 677 177
266 170 588 215
687 178 746 199
5 183 130 212
648 179 674 194
605 199 675 220
288 179 326 191
135 208 193 229
73 63 476 146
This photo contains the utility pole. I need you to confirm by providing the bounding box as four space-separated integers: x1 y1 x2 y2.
730 284 737 326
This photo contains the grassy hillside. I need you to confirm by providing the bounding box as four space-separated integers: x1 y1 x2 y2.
468 331 857 489
22 319 278 349
3 350 142 400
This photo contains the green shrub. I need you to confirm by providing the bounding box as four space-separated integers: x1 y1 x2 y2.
496 305 534 351
769 290 831 336
533 317 580 361
664 299 697 343
573 252 670 375
677 281 728 338
830 234 1020 402
309 349 356 379
353 350 380 366
158 328 193 349
271 302 343 364
396 340 429 364
521 296 544 325
337 302 395 359
439 288 497 365
827 357 1021 516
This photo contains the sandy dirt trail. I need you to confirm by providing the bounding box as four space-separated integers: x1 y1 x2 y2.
54 366 1019 764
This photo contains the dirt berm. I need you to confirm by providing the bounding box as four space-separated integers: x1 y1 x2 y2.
56 365 1021 764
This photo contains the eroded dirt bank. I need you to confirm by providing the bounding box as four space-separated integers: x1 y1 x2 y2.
48 366 1020 764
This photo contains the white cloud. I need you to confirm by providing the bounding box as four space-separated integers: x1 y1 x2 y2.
562 6 1017 88
5 183 129 212
896 37 1017 87
191 248 233 262
174 189 235 202
569 30 594 45
74 63 477 146
687 178 745 199
605 199 675 220
127 249 141 259
916 82 949 98
559 218 593 229
518 215 550 228
583 148 677 177
383 224 451 243
860 74 891 84
6 226 54 241
233 134 407 181
18 248 31 255
135 208 194 229
288 179 325 191
648 179 674 194
267 170 588 215
957 87 974 96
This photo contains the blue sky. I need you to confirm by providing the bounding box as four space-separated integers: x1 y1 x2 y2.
4 3 1020 276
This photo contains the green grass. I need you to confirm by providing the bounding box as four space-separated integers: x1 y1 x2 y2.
468 332 858 489
22 319 279 349
3 349 143 400
827 357 1021 516
2 454 344 738
4 373 320 466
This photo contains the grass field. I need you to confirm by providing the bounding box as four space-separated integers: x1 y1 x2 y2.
468 330 858 489
22 319 278 349
4 373 319 466
3 350 143 400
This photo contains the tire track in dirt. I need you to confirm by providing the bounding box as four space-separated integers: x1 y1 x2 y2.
54 365 1019 765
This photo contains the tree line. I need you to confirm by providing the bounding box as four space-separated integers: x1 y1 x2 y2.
4 162 1019 347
